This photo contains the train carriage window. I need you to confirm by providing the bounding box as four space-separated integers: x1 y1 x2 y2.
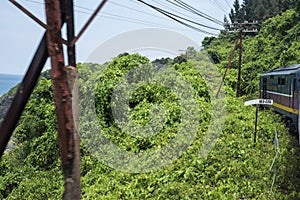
270 75 274 79
278 77 286 85
282 77 285 85
278 77 281 85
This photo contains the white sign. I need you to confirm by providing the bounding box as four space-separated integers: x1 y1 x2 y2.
244 99 273 106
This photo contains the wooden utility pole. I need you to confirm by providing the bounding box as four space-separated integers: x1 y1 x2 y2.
216 32 242 98
216 21 259 98
236 29 243 97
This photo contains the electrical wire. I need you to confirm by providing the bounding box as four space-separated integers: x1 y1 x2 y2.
149 0 211 25
154 7 222 31
175 0 224 25
136 0 218 35
130 0 223 30
102 1 171 22
166 0 224 26
208 0 228 13
22 0 195 32
22 0 221 35
223 0 232 9
75 8 194 32
79 0 221 32
75 9 167 28
135 0 221 31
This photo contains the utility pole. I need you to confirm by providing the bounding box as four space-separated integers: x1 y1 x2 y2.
236 29 242 97
216 32 241 98
216 21 259 97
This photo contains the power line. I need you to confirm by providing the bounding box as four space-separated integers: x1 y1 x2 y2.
209 0 228 13
175 0 224 25
223 0 232 9
75 9 165 28
103 1 170 22
152 6 222 31
130 0 223 30
75 9 194 32
74 4 204 32
167 0 224 26
22 0 195 32
22 0 220 35
136 0 218 35
136 0 221 31
76 4 169 23
150 0 214 26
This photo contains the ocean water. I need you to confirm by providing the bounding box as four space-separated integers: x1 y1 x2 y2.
0 74 22 96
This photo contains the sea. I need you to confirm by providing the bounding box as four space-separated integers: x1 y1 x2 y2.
0 74 23 97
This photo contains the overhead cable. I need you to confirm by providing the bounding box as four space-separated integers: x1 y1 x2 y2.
224 0 232 9
136 0 221 32
209 0 228 13
75 9 193 31
106 1 171 21
150 0 210 24
22 0 194 32
136 0 218 35
167 0 224 26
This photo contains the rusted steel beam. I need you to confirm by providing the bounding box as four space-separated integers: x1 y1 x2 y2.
0 33 48 157
70 0 108 46
65 65 81 199
44 0 80 199
65 0 81 198
9 0 47 29
8 0 71 45
65 0 76 66
45 0 72 165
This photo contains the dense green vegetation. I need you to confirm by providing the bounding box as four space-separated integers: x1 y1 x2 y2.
205 8 300 96
228 0 299 23
1 7 300 200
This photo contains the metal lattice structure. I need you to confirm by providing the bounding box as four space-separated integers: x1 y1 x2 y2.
0 0 108 199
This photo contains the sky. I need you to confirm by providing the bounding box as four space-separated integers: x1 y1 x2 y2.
0 0 234 75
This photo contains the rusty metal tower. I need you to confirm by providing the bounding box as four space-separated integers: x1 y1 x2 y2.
0 0 108 199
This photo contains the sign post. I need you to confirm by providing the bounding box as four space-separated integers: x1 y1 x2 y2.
244 99 273 142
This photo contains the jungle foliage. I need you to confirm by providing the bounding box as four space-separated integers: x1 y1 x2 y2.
0 8 300 200
205 8 300 96
228 0 300 23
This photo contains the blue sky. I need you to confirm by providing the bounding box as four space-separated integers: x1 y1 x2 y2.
0 0 234 75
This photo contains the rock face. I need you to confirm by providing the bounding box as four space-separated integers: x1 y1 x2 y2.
0 92 15 124
0 91 16 152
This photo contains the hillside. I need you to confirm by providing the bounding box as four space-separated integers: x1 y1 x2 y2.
204 8 300 96
0 9 300 199
228 0 299 23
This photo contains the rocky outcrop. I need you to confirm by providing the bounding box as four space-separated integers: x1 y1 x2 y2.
0 89 16 123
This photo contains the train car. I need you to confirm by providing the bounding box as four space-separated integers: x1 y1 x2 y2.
260 64 300 137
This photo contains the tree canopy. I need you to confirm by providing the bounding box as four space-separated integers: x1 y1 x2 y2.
228 0 299 23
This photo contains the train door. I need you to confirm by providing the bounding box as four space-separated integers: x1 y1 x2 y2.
262 77 267 98
297 73 300 144
291 78 297 109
